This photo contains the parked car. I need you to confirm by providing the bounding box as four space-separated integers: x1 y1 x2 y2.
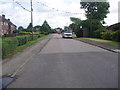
62 29 72 38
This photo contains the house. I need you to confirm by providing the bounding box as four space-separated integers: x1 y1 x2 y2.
0 14 17 36
106 22 120 31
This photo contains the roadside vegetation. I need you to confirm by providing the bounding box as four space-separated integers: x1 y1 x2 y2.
81 38 120 47
67 1 120 46
2 20 53 59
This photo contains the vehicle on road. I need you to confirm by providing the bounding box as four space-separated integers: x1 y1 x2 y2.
61 29 72 38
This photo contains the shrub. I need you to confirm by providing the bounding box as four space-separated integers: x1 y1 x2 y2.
2 37 18 58
44 32 49 35
13 30 19 34
101 30 113 40
33 35 39 40
18 31 32 34
93 28 106 38
111 30 120 42
16 35 30 46
2 35 39 58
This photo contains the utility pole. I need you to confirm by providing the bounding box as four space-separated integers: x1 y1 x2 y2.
30 0 33 39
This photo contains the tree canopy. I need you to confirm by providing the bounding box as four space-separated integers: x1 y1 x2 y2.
70 17 81 25
41 20 52 33
69 17 82 32
80 1 110 22
27 23 33 32
18 26 24 30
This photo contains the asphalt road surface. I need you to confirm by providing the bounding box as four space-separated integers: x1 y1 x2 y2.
8 34 118 88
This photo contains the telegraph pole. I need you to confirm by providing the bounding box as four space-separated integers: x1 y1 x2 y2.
30 0 33 39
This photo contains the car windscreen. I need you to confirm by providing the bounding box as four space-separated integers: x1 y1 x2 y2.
64 30 72 33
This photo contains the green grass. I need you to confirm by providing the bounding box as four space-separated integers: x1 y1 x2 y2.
80 38 120 47
3 34 51 59
72 34 77 38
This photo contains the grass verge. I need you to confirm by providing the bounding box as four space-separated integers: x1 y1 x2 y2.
80 38 120 47
72 34 77 38
3 34 51 59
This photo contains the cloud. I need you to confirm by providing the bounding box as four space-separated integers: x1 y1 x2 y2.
0 0 119 29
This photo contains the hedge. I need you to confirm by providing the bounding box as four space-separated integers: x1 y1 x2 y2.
111 30 120 42
2 37 18 58
92 28 106 38
101 30 120 42
101 30 113 40
2 35 39 58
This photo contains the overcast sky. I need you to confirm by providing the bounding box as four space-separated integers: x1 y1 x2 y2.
0 0 119 29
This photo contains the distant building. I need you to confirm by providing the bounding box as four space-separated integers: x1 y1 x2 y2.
0 14 17 36
54 28 62 34
106 23 120 31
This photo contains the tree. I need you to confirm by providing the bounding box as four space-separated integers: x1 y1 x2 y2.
27 23 33 32
64 26 69 29
41 20 52 34
70 17 81 25
69 17 82 37
18 26 24 30
81 19 104 37
80 1 110 22
34 25 41 32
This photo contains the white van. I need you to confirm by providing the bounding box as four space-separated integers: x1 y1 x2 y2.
62 29 72 38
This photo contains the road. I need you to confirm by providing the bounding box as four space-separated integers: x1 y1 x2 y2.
7 34 118 88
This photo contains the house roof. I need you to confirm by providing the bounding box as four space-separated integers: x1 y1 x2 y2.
0 15 17 27
107 22 120 31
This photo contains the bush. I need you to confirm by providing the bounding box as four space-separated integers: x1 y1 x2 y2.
101 30 113 40
93 28 106 38
2 35 40 58
16 35 39 46
16 35 31 46
111 30 120 42
19 31 32 34
33 35 39 40
43 32 49 35
13 30 19 34
2 37 18 58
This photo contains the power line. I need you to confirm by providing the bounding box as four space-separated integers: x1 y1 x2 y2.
12 0 31 12
12 0 83 15
37 1 84 15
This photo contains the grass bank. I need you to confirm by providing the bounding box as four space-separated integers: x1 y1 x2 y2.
80 38 120 47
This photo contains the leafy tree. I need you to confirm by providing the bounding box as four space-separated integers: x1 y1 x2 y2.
69 23 77 32
81 19 103 31
27 23 33 32
18 26 24 30
41 20 52 34
69 17 82 37
34 25 41 32
64 26 69 29
92 27 106 38
81 19 103 37
70 17 81 25
80 1 110 22
13 30 19 34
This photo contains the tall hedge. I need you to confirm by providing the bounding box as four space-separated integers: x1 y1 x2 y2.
101 30 120 42
111 30 120 42
16 35 32 46
93 28 106 38
2 37 18 58
2 35 39 58
101 30 113 40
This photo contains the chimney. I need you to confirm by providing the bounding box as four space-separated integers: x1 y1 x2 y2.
8 19 10 21
2 14 5 18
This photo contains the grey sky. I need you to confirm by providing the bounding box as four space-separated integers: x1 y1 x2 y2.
0 0 119 28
